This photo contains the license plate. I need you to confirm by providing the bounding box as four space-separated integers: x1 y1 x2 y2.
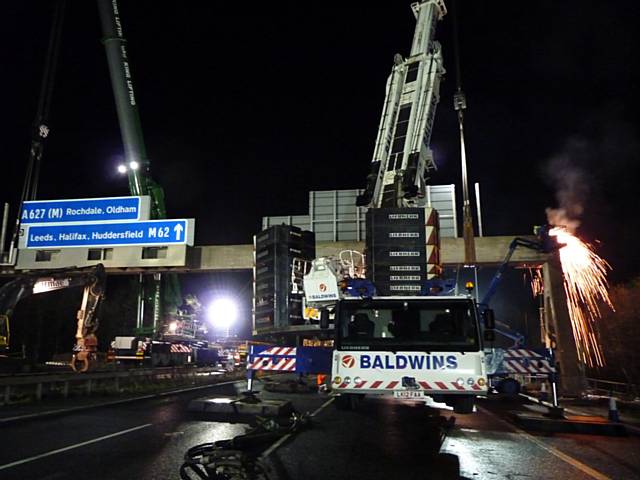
393 390 425 399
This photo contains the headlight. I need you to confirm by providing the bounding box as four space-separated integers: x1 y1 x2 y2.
354 376 362 384
467 377 475 385
456 378 465 387
343 376 351 385
477 377 487 387
333 376 342 385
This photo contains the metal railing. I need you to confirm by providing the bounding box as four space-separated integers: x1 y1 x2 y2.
0 366 235 405
586 377 639 399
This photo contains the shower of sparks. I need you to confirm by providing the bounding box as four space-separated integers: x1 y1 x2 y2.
549 227 613 367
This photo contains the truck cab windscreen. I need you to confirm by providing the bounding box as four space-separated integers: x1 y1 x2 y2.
337 299 480 352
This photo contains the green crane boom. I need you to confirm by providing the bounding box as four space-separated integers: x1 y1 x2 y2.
97 0 181 333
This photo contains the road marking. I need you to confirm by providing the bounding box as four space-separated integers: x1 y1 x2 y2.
261 397 335 459
477 407 611 480
0 423 152 471
310 396 335 417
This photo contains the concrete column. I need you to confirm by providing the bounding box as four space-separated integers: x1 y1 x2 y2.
543 258 587 395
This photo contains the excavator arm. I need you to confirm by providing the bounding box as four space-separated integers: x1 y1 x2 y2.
0 264 106 371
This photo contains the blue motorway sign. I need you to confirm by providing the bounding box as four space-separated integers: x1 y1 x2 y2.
21 196 150 224
21 219 194 249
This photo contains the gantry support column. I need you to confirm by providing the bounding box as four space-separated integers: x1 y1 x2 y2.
542 257 587 395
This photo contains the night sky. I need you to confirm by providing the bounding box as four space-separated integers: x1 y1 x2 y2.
2 1 639 285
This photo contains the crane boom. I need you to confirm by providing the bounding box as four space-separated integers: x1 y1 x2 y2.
358 0 446 209
96 0 167 219
97 0 180 333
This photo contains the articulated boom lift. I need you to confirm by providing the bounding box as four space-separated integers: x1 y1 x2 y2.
480 233 557 310
358 0 447 208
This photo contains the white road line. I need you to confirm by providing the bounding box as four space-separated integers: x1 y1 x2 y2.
310 396 335 417
260 431 292 458
261 397 335 459
0 423 152 471
477 406 611 480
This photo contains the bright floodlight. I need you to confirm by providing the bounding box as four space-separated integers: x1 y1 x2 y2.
207 298 238 331
117 164 127 174
129 160 140 171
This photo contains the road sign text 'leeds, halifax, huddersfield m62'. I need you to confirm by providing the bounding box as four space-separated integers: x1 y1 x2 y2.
20 219 195 249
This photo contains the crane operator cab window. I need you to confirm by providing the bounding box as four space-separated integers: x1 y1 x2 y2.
347 313 376 339
339 299 480 352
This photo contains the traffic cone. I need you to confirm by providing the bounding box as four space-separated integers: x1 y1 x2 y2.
317 374 327 393
540 381 548 401
608 396 620 422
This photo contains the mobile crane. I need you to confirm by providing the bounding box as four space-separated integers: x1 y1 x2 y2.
304 263 491 413
97 0 220 366
97 0 188 339
0 264 106 372
300 0 492 414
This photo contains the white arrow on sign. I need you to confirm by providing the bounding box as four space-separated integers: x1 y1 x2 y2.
173 223 184 241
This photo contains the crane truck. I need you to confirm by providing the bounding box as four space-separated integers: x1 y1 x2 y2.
304 259 492 413
248 0 492 413
299 0 493 413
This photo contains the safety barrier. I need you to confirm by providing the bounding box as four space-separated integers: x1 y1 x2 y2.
586 377 639 400
0 366 231 405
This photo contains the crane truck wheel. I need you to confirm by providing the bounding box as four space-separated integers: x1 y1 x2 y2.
497 378 521 397
334 393 364 411
452 395 475 414
335 393 356 410
334 393 353 410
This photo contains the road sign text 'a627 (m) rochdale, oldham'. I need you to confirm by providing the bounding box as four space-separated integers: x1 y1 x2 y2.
20 196 150 224
20 219 195 249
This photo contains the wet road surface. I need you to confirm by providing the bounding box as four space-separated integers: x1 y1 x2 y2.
0 379 638 479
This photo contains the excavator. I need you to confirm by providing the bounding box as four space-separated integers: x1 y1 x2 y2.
0 264 106 372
